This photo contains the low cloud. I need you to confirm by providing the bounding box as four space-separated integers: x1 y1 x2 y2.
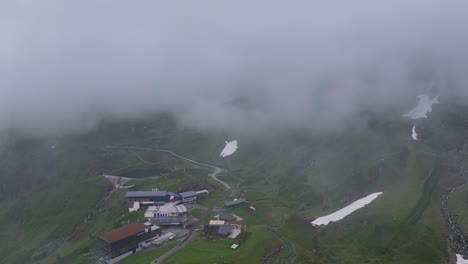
1 1 468 136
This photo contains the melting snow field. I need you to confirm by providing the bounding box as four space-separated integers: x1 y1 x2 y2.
220 140 238 158
311 192 383 226
129 202 140 212
412 125 418 140
403 94 439 119
457 254 468 264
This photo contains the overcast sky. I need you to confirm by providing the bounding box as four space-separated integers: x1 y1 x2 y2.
1 1 468 136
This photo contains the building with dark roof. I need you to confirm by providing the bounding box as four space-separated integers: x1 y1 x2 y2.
148 217 193 229
178 191 198 203
125 191 180 205
204 224 232 237
224 198 246 207
97 223 161 260
218 213 237 222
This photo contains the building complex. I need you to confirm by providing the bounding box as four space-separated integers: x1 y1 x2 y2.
98 223 161 264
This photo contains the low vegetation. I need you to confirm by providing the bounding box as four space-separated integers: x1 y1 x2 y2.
119 243 178 264
1 108 468 263
163 226 281 264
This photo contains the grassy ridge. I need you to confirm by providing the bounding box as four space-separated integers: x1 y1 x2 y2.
406 154 440 224
163 226 281 264
119 243 178 264
1 108 467 263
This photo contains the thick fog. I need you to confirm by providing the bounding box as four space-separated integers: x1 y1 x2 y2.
1 1 468 136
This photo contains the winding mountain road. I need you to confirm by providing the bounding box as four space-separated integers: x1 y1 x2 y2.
153 149 231 189
105 146 231 189
149 150 233 263
105 145 233 263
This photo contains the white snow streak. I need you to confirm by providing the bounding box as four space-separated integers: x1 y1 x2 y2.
412 125 418 140
311 192 383 226
129 202 140 212
403 94 439 119
457 254 468 264
220 140 238 158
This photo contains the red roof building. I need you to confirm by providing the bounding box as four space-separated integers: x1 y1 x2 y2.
98 223 147 244
98 223 161 259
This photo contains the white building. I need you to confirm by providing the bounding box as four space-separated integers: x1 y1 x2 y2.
209 220 225 225
144 202 187 218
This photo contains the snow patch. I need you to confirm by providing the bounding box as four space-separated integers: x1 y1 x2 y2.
403 94 439 119
129 201 140 212
220 140 238 158
412 125 418 140
311 192 383 226
457 254 468 264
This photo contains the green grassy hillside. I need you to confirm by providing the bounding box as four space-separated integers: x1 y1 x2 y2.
1 105 468 264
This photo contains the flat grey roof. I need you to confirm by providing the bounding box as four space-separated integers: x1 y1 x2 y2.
204 224 232 236
219 213 236 221
217 225 232 236
167 191 180 197
126 191 167 198
179 191 197 198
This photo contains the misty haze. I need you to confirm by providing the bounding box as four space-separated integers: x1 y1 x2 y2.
1 1 468 264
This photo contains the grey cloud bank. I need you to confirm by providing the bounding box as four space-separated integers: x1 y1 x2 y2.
1 1 468 136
